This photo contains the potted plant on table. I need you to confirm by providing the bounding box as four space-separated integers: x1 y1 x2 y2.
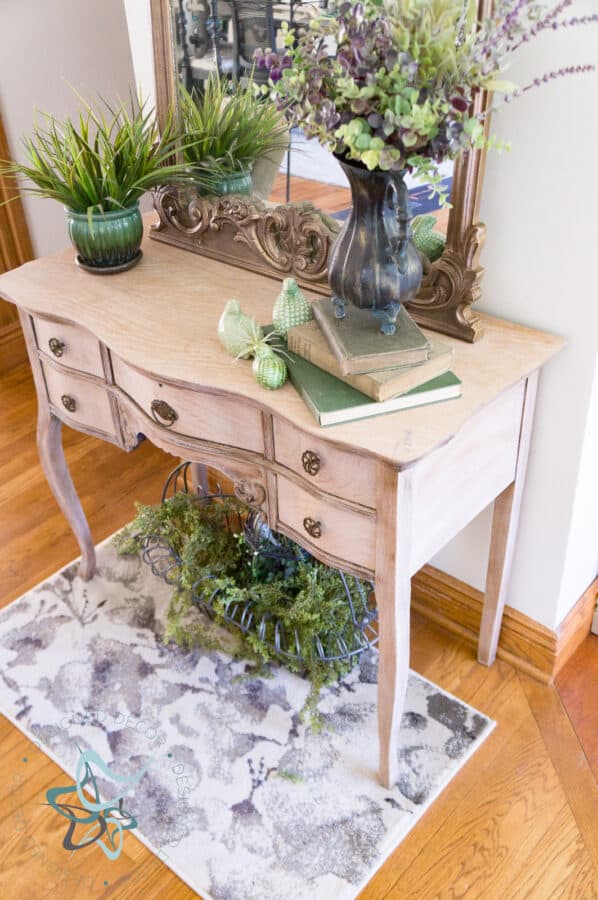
0 94 191 273
178 74 289 198
257 0 597 331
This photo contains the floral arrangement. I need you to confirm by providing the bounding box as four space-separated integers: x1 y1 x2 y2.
255 0 596 200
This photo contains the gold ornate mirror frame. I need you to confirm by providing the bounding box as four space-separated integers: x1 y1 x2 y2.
149 0 492 342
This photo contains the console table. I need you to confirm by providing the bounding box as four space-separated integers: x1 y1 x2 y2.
0 227 563 788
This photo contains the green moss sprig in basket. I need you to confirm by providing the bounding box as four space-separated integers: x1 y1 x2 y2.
115 490 376 724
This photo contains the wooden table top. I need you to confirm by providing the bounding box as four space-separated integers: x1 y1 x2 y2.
0 221 564 467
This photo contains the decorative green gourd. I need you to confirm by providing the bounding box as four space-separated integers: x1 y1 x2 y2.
218 299 263 358
411 215 446 263
272 278 312 337
252 345 288 390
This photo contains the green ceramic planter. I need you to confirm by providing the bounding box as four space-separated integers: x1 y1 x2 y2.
66 203 143 272
195 170 253 198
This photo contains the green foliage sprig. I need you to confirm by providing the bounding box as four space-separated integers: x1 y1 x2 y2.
179 74 289 193
0 91 190 214
115 492 372 724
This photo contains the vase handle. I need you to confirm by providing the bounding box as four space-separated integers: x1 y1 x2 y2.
385 177 411 275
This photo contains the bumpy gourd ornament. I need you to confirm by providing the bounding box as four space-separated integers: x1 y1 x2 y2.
252 344 288 390
218 299 263 358
411 215 446 263
272 278 312 337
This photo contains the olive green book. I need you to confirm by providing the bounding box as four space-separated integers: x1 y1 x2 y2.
288 319 453 402
312 298 431 375
282 345 462 427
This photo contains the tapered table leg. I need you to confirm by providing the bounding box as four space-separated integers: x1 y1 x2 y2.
37 408 96 580
375 464 413 789
478 372 539 665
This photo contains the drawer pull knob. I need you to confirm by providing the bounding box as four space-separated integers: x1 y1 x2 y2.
61 394 77 413
303 517 322 539
301 450 321 476
151 399 178 427
49 338 65 358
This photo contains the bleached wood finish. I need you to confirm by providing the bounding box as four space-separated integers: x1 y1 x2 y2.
273 416 377 508
17 311 96 580
276 474 376 574
2 229 564 786
0 227 563 467
478 371 539 665
375 464 413 789
31 314 105 378
112 354 265 454
40 361 117 438
408 379 524 574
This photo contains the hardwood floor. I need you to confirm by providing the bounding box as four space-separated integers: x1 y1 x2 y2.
1 365 597 896
268 172 451 232
557 634 598 782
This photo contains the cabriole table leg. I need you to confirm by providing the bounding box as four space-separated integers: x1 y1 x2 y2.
37 408 96 580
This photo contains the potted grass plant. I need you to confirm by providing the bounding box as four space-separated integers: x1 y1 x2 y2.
0 93 191 273
178 74 289 198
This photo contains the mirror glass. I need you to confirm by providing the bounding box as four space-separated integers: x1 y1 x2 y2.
167 0 453 253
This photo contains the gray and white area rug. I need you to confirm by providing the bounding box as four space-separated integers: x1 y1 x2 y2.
0 537 494 899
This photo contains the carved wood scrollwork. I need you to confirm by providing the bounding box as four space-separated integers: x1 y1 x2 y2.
233 479 267 512
116 399 144 452
151 189 338 287
407 223 486 342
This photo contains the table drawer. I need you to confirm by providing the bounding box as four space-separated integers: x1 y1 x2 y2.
276 475 376 573
41 362 116 436
32 315 105 379
111 355 264 454
273 418 376 508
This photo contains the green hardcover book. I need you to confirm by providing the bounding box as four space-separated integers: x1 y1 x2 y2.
283 345 462 427
311 298 431 375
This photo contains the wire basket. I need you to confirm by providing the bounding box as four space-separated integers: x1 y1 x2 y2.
141 462 378 665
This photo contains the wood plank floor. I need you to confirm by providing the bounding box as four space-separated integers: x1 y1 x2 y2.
268 172 451 232
1 367 597 896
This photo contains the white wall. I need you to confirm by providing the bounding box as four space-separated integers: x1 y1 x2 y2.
557 357 598 624
0 0 136 257
123 0 157 112
431 2 598 629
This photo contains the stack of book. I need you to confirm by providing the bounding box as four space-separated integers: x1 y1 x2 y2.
282 298 461 427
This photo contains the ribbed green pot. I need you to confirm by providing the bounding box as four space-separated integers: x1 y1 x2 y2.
66 203 143 270
195 170 253 198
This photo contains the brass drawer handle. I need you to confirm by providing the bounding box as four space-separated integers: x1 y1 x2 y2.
303 517 322 539
301 450 321 476
151 399 178 427
48 338 66 358
61 394 77 413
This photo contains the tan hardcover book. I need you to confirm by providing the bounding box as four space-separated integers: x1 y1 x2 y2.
288 319 453 402
311 298 431 375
